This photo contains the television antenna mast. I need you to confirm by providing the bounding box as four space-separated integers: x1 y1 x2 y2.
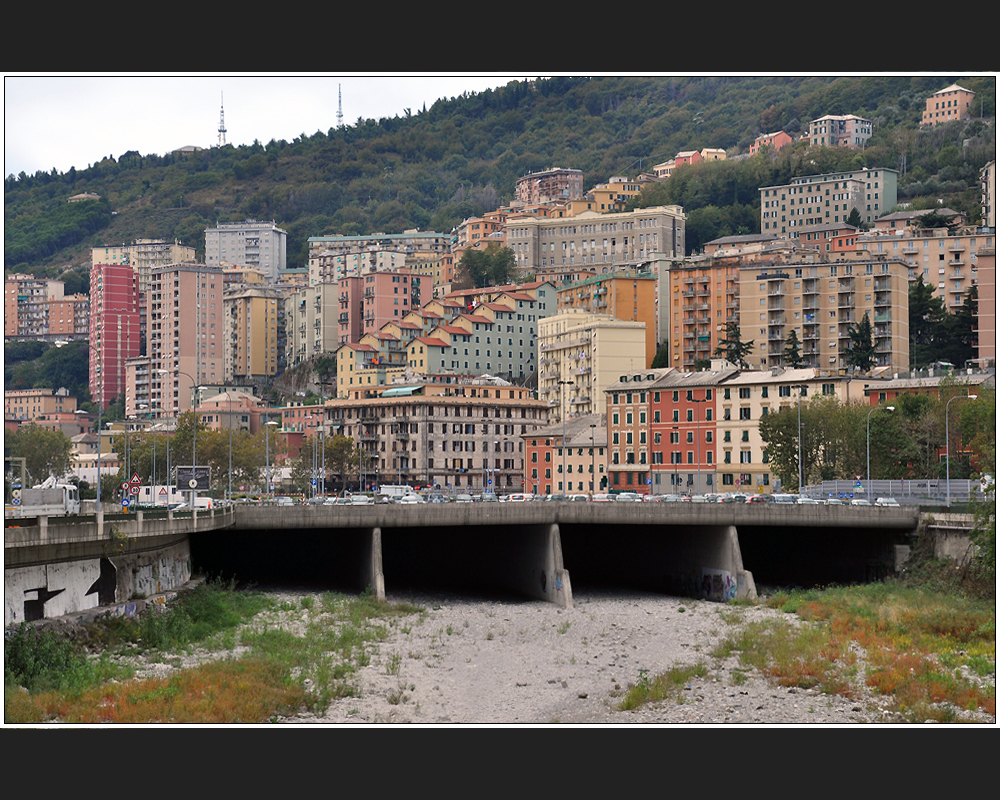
337 84 343 129
218 92 227 146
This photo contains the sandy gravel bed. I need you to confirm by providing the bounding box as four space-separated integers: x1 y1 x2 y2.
277 589 892 726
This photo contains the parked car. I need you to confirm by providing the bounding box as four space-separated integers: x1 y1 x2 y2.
850 498 871 506
826 498 844 505
393 493 424 504
746 494 769 504
350 494 375 505
568 494 590 502
480 493 499 503
454 494 474 503
275 496 294 507
503 493 533 502
615 492 642 502
796 497 821 505
875 497 900 507
591 493 614 502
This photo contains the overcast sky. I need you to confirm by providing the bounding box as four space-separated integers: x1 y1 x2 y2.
3 73 538 179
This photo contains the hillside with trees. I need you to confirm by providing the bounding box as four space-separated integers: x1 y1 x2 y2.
6 75 995 278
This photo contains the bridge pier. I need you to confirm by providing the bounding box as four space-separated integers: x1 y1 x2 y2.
367 527 386 601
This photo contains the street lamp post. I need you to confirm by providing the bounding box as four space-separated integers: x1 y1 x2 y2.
158 369 199 505
558 380 573 494
867 405 895 499
692 396 707 496
794 385 808 494
590 423 597 495
265 419 279 502
946 393 978 507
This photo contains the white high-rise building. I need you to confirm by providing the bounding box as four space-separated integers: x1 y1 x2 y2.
205 220 287 282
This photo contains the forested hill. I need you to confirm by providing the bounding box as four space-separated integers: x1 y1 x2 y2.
5 75 996 277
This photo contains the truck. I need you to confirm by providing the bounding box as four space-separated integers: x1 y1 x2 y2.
377 484 417 501
136 485 188 507
6 476 81 518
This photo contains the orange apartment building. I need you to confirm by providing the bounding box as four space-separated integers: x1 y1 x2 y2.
921 84 976 127
556 272 658 368
663 260 740 371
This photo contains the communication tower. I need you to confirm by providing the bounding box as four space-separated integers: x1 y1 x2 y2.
218 92 227 146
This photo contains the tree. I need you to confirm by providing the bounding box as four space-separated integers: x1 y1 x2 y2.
7 424 73 484
455 242 518 288
846 312 877 372
651 341 670 369
846 207 863 229
782 329 804 368
324 435 359 492
714 321 754 368
909 274 945 369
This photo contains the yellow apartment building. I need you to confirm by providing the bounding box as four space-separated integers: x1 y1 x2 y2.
538 309 647 425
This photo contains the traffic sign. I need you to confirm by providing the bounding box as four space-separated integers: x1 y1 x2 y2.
130 473 141 485
11 497 20 506
129 485 140 495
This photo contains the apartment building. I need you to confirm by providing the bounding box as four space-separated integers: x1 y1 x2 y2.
662 260 740 371
89 263 141 408
310 248 410 285
5 387 77 420
604 368 679 494
515 167 584 205
748 131 794 156
809 115 873 149
224 285 284 382
523 413 607 495
714 368 866 494
144 263 226 416
4 274 67 341
760 168 898 235
91 239 196 294
538 309 646 425
506 206 686 273
921 84 976 127
46 294 90 340
336 340 408 399
975 249 995 367
205 220 287 282
556 272 658 367
326 379 549 492
307 230 450 268
286 283 340 368
602 363 871 496
738 259 911 374
858 222 993 312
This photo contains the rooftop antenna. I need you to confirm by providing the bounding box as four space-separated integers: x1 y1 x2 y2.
218 92 227 146
336 84 344 129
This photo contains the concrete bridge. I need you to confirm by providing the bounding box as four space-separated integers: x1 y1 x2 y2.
5 503 923 627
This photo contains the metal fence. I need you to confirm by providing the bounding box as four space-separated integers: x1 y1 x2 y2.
803 479 984 504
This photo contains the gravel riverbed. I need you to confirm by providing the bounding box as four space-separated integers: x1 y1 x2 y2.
273 589 892 725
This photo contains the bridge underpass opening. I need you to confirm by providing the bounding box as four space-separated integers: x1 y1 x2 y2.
734 523 912 588
379 523 566 603
556 522 744 599
189 528 374 594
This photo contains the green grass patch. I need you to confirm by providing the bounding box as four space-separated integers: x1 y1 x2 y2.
618 663 708 711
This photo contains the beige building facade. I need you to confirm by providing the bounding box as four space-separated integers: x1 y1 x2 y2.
761 168 898 235
506 206 686 273
738 258 910 374
921 84 975 126
538 309 647 425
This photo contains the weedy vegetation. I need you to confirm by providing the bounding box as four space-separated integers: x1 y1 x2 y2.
5 579 423 724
